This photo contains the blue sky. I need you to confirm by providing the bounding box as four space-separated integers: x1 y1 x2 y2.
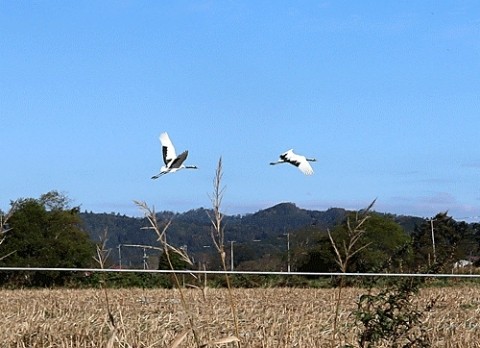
2 1 479 220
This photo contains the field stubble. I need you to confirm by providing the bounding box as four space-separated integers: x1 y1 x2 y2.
1 286 480 347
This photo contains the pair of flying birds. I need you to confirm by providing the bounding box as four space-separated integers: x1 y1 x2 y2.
151 132 317 179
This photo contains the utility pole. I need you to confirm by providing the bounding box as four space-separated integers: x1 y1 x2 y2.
283 228 291 273
117 244 122 269
230 241 235 271
142 247 149 270
287 231 291 273
430 218 436 264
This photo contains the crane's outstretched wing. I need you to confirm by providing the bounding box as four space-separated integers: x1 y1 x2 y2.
170 151 188 169
297 161 314 175
159 132 177 166
278 149 314 175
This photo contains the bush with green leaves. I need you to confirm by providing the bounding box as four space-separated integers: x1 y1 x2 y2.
351 277 435 348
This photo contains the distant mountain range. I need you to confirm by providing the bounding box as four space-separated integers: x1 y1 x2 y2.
79 202 426 268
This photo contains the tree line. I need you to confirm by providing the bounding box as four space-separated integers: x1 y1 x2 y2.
1 191 479 287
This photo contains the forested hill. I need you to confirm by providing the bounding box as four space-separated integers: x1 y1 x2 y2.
79 202 425 267
79 203 347 251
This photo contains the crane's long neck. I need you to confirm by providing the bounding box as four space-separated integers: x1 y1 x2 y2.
270 160 285 165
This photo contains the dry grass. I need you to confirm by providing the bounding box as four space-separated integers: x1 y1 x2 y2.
2 286 480 347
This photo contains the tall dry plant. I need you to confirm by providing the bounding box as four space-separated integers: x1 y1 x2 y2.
92 228 117 348
207 157 241 345
134 200 200 348
93 228 112 269
0 202 17 261
328 199 376 347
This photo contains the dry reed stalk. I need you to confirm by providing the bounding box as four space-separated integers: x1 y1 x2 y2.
207 157 240 346
92 228 118 344
0 201 17 261
328 199 375 347
134 200 201 348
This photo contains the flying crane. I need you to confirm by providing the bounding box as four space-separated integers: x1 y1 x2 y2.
151 132 198 179
270 149 316 175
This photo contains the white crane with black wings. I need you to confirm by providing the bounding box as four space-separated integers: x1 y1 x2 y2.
270 149 316 175
151 132 198 179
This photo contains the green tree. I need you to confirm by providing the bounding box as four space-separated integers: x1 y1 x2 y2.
340 213 411 272
412 212 475 270
295 230 337 273
0 191 95 286
158 249 190 270
297 212 411 273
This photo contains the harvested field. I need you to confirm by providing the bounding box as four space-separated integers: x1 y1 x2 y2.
2 286 480 347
